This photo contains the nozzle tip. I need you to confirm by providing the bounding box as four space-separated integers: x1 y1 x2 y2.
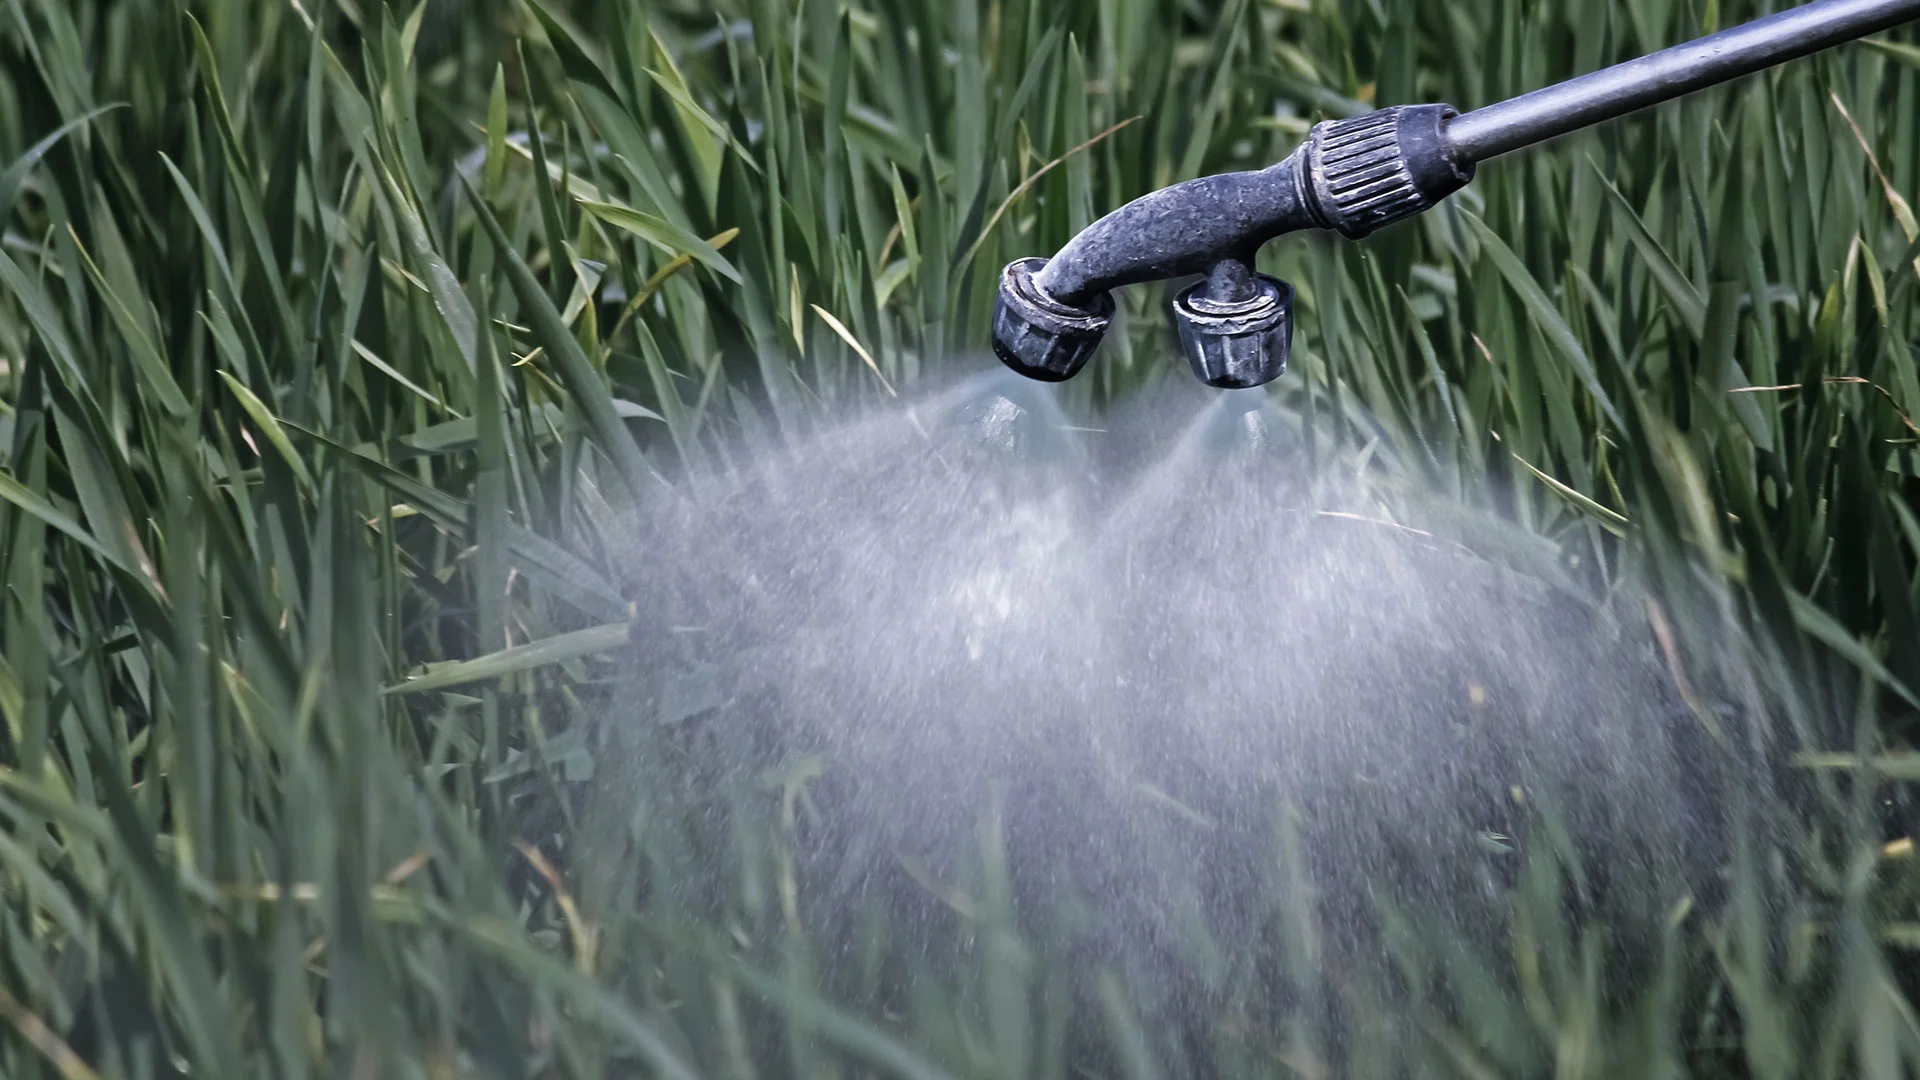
1173 274 1293 389
991 258 1114 383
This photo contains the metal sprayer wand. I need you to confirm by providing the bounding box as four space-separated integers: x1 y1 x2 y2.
991 0 1920 389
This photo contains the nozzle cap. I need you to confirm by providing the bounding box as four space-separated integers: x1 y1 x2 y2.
992 258 1114 382
1172 274 1293 389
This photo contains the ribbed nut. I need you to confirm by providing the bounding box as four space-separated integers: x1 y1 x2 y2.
1303 104 1470 240
1172 274 1293 390
991 257 1115 382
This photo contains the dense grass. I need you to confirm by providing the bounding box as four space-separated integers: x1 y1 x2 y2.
2 0 1920 1075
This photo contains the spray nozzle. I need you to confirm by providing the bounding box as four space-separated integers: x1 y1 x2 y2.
991 104 1469 389
990 257 1114 382
993 0 1920 389
1171 260 1294 389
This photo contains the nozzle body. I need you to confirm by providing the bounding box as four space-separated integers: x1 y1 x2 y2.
1025 104 1470 312
996 105 1471 390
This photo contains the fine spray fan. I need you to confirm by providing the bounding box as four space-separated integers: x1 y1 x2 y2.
992 0 1920 389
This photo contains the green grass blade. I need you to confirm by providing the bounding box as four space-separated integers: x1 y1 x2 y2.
579 199 742 283
465 177 657 501
1462 208 1623 429
385 622 632 696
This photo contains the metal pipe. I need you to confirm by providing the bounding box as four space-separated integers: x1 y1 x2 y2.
1449 0 1920 162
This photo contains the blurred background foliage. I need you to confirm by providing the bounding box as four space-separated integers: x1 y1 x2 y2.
2 0 1920 1075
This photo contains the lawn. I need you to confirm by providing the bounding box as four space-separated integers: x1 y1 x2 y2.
2 0 1920 1076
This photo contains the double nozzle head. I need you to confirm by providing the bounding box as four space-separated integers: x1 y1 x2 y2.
992 104 1474 389
994 255 1295 390
991 0 1920 389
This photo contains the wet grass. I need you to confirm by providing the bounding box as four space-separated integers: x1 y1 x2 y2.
2 0 1919 1075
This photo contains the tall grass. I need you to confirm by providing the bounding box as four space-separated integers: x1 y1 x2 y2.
1 0 1918 1075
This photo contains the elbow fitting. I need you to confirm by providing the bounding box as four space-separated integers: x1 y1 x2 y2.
992 104 1473 389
